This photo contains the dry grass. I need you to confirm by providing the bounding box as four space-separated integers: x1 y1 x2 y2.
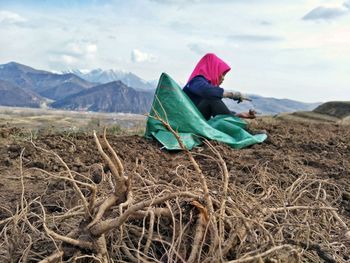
339 116 350 125
0 106 146 135
274 111 340 123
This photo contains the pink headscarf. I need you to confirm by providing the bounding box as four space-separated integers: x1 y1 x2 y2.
187 53 231 86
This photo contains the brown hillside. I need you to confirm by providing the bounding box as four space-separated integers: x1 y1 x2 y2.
313 101 350 118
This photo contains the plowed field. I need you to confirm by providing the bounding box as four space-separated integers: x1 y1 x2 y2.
0 118 349 262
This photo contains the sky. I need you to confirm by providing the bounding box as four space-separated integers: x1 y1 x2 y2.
0 0 349 102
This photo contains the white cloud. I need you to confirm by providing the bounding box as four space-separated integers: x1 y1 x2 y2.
0 10 26 24
1 1 350 102
228 34 284 42
187 43 206 55
48 41 98 68
62 55 78 65
284 25 350 51
302 2 349 20
130 49 156 63
66 42 97 57
149 0 201 5
86 43 97 53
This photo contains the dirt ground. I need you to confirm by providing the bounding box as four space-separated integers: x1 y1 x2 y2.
0 118 349 262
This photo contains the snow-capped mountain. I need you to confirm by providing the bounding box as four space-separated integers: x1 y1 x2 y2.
63 68 156 91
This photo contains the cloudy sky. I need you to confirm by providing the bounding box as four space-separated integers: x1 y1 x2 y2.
0 0 349 102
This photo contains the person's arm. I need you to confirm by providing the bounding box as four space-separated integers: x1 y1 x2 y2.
223 91 243 101
223 91 233 98
185 76 224 99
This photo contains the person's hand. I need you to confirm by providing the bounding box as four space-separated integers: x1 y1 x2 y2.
231 92 243 103
249 109 257 116
223 91 244 103
235 110 256 119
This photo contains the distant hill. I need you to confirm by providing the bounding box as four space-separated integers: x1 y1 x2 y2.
0 79 45 108
51 81 154 113
275 101 350 124
0 62 96 100
313 101 350 118
63 68 155 91
224 95 320 115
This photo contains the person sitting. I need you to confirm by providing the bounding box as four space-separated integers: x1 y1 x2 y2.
183 53 255 121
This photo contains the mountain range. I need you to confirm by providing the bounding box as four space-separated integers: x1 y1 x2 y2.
224 95 320 115
63 68 155 91
0 62 154 114
0 62 321 115
51 81 154 113
0 79 44 108
0 62 95 101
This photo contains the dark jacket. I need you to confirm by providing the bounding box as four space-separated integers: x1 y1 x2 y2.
183 75 224 105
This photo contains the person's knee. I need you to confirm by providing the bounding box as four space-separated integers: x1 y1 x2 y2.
208 99 221 105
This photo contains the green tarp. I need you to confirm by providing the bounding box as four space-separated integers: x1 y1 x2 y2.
145 73 267 150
